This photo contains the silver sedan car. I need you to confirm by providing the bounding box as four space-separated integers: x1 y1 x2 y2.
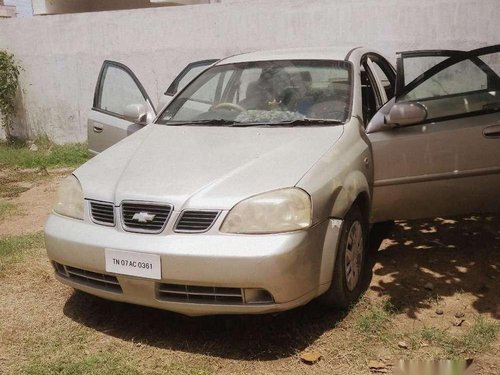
45 45 500 316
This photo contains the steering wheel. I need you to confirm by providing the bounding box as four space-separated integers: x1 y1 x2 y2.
212 102 246 113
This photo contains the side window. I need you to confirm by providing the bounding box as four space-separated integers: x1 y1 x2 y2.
480 52 500 75
97 65 147 116
402 55 448 86
166 59 218 96
371 59 395 100
399 51 500 121
360 64 380 127
403 60 487 100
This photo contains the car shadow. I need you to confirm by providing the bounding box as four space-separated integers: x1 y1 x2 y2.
62 215 499 359
63 290 347 360
370 215 499 320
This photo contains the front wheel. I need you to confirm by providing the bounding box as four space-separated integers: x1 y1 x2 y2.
320 203 369 309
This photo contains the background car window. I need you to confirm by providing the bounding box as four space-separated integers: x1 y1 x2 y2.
98 65 146 116
399 52 500 121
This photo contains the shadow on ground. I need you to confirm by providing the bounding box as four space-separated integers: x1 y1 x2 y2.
63 215 499 360
370 215 499 320
64 291 347 360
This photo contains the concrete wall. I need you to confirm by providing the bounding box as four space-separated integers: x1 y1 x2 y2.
0 0 499 143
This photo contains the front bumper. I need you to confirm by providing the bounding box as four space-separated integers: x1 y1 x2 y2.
44 213 339 316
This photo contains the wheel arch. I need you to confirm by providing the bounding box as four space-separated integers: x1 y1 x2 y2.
329 170 371 220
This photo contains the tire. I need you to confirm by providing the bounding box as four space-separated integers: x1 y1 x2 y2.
320 203 369 309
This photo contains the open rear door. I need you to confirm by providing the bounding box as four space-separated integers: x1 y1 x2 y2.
88 61 156 155
367 44 500 222
158 59 219 109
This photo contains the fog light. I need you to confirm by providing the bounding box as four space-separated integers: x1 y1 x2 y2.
243 288 274 304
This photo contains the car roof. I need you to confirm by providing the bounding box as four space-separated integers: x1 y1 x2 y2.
216 46 361 65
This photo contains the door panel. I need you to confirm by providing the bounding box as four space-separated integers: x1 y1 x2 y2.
88 61 155 155
88 112 143 156
368 45 500 222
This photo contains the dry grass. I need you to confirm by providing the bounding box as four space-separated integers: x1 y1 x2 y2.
0 202 16 220
0 232 44 276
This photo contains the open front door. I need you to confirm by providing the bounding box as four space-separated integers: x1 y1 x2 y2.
367 45 500 222
88 61 156 155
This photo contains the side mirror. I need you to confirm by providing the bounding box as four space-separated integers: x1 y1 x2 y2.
123 103 147 124
386 102 427 127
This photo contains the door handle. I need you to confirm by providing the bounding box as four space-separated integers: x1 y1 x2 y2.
483 124 500 138
93 125 103 133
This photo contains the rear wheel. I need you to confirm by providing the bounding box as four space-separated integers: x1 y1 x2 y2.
321 203 369 309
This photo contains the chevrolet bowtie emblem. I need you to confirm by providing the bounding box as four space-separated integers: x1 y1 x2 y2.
132 212 156 223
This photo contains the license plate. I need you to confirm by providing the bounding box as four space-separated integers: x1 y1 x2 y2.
105 248 161 280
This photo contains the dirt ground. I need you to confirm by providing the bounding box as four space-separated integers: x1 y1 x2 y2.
0 168 498 375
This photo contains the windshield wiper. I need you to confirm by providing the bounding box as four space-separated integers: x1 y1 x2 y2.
229 118 344 127
278 118 344 126
166 119 238 126
165 118 345 127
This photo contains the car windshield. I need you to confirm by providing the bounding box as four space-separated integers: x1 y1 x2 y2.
157 60 352 126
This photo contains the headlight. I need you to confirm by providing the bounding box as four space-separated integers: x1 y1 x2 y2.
220 188 311 234
53 175 84 220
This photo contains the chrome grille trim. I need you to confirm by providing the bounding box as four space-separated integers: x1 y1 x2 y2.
121 201 173 234
157 283 244 304
53 262 122 293
174 210 220 233
89 201 115 226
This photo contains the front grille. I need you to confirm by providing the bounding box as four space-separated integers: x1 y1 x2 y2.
157 283 244 304
121 202 172 233
174 210 220 232
89 201 115 226
53 262 122 293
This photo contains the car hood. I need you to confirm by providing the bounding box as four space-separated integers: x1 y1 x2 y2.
76 124 344 210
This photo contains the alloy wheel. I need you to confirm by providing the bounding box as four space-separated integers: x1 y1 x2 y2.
344 220 364 291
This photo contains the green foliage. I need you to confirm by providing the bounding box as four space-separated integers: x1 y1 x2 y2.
419 326 454 352
0 138 89 169
354 301 395 335
0 50 21 137
461 317 499 354
408 318 499 357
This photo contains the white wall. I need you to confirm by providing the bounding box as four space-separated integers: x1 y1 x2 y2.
0 0 499 143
